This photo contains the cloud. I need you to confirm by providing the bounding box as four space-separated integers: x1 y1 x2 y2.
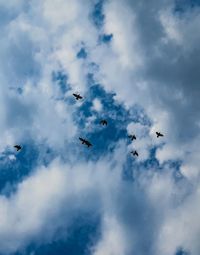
93 215 128 255
0 142 126 253
0 0 200 254
90 0 200 183
93 0 200 139
0 159 68 253
92 98 103 112
156 178 200 255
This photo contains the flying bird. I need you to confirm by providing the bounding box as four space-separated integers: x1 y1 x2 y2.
79 137 92 147
73 93 83 100
131 150 138 157
14 145 22 151
128 134 136 141
156 132 164 138
100 119 108 126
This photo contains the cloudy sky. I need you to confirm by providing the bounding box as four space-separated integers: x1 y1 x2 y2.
0 0 200 254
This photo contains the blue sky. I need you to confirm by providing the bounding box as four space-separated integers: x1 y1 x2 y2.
0 0 200 254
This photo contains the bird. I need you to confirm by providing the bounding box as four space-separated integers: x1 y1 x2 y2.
14 145 22 151
100 119 108 126
128 134 136 141
79 137 92 147
131 150 138 157
156 132 164 138
73 93 83 100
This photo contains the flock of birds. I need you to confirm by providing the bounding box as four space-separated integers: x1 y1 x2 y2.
13 93 164 157
73 93 164 158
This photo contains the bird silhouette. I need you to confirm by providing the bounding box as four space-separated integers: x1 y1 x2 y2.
14 145 22 151
156 132 164 138
131 150 138 157
79 137 92 147
73 93 83 100
100 120 108 126
128 134 136 141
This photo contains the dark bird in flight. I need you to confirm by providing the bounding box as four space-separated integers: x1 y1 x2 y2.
156 132 164 138
14 145 22 151
100 119 108 126
131 150 138 157
128 134 136 141
73 93 83 100
79 137 92 147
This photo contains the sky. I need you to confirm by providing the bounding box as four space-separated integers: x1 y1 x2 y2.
0 0 200 254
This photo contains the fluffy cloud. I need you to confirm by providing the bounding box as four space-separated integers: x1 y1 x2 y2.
0 0 200 254
0 142 126 253
92 98 103 112
93 0 200 187
93 215 128 255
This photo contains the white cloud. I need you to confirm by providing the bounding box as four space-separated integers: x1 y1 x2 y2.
0 159 68 253
103 0 143 69
0 142 127 253
156 180 200 255
93 215 128 255
0 0 200 254
92 98 103 112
